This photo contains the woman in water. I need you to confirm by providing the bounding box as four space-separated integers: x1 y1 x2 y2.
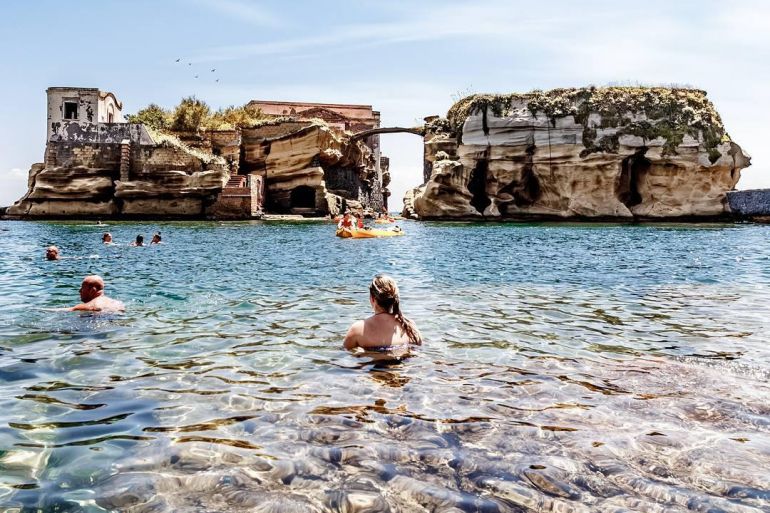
344 274 422 350
130 235 144 247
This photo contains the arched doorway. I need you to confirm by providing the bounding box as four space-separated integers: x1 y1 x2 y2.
290 185 316 210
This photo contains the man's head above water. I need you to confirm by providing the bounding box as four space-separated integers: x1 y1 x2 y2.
46 246 60 260
79 275 105 303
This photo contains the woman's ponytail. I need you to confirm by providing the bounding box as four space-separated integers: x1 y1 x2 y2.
370 275 422 345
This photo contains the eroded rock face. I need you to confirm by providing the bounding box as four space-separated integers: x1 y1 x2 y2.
7 138 230 218
409 87 751 220
241 122 382 216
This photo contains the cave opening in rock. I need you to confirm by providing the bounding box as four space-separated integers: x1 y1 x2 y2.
290 185 316 210
469 159 491 214
618 151 649 208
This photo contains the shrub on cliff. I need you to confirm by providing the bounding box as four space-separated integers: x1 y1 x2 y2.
171 96 211 132
130 98 298 132
126 104 170 130
204 105 268 130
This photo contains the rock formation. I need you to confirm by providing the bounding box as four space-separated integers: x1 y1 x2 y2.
239 120 383 216
6 120 383 219
405 87 751 220
6 126 230 218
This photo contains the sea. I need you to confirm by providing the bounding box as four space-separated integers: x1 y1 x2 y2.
0 219 768 512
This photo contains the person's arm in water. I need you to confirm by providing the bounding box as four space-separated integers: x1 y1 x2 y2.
343 320 364 350
69 302 101 312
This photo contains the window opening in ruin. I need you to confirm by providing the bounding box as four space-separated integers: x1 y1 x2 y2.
468 159 492 214
64 102 78 120
290 185 316 210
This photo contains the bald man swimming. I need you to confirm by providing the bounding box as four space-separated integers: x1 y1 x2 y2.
69 275 125 312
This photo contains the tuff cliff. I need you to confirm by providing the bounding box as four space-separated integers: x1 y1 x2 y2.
405 87 751 220
238 119 383 215
6 118 383 219
6 124 231 218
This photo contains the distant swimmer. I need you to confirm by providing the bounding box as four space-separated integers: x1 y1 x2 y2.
151 232 162 244
344 274 422 350
68 275 125 312
46 246 60 261
102 232 113 244
130 235 144 247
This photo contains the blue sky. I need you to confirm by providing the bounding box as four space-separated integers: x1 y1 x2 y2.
1 0 768 208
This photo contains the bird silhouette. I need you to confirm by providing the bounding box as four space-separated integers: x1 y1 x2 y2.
175 58 180 62
188 62 191 66
194 75 199 79
211 68 216 72
215 79 220 83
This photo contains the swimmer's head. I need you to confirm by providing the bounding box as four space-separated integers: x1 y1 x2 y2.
79 275 105 302
369 274 400 313
135 235 144 246
369 274 421 344
46 246 60 260
102 232 112 243
151 232 161 243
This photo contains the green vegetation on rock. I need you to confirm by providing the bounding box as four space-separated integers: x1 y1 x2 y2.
126 104 170 130
127 98 275 133
145 126 227 166
445 87 729 158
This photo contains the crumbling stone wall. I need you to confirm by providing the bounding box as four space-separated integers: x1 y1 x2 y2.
46 142 122 169
131 146 205 176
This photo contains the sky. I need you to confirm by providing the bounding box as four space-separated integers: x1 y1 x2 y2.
1 0 769 209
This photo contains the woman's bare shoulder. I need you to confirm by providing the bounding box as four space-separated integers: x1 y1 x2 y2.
343 319 366 349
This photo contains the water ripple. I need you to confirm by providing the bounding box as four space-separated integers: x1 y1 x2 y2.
0 220 769 511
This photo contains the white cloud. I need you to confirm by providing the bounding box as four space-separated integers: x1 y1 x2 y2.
193 1 592 62
191 0 282 27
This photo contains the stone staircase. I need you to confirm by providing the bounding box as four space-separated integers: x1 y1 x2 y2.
225 175 246 189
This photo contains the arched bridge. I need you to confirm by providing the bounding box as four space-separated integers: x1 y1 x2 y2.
351 126 425 141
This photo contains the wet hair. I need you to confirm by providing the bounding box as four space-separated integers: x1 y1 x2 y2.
102 232 111 241
136 235 144 244
369 274 422 344
153 232 161 242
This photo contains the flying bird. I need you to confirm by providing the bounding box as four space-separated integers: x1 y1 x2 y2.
211 68 216 72
175 58 180 62
188 62 192 66
194 75 199 79
215 79 220 83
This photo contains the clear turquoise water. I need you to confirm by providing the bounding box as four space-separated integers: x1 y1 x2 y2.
1 220 769 512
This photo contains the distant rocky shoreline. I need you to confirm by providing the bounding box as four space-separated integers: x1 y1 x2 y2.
5 85 770 222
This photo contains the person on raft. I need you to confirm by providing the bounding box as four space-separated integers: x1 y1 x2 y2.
337 212 357 234
344 274 422 350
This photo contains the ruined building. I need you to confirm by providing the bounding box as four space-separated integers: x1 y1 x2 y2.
6 88 389 219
